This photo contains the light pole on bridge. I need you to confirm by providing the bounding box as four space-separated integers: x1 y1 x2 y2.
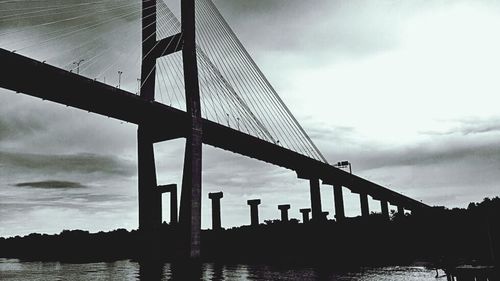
72 59 84 75
117 71 123 89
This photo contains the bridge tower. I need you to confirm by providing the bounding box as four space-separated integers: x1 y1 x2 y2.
139 0 203 259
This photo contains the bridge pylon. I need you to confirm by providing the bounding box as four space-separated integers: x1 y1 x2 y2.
178 0 203 259
138 0 203 259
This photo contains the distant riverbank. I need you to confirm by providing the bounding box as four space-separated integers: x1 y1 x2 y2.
1 197 498 269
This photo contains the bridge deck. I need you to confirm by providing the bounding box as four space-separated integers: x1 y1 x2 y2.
0 48 429 211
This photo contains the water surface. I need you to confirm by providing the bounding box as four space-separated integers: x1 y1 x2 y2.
0 258 437 280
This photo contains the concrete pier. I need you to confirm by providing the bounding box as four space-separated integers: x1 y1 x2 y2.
380 200 389 221
278 204 290 222
300 208 311 223
309 178 323 220
157 184 178 224
360 193 369 217
321 211 329 221
208 192 223 230
247 199 261 226
138 127 160 231
333 185 345 222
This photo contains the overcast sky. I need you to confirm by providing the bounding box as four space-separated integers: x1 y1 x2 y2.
1 0 500 237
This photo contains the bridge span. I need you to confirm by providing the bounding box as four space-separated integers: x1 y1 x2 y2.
0 48 429 213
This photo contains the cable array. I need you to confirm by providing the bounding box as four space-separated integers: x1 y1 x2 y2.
0 0 151 91
153 0 273 140
153 0 326 162
193 0 327 162
0 0 327 162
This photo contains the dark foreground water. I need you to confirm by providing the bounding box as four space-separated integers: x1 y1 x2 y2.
0 258 437 280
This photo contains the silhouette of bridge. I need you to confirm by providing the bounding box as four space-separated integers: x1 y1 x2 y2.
0 0 430 259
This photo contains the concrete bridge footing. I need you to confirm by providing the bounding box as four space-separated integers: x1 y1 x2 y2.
247 199 261 226
278 204 291 222
208 192 223 230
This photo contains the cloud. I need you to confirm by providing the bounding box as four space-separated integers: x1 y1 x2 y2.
0 91 138 156
0 150 134 176
358 141 500 171
214 0 402 75
313 128 500 179
0 176 138 237
422 117 500 136
0 113 43 141
14 180 84 189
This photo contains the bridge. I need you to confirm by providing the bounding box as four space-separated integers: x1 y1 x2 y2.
0 0 430 258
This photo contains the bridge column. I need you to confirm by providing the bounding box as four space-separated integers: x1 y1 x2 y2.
360 193 369 217
321 211 329 221
333 185 345 222
208 192 223 230
247 199 261 226
278 204 290 222
380 200 389 221
169 187 178 224
158 184 178 224
138 127 160 231
309 179 323 221
300 208 311 223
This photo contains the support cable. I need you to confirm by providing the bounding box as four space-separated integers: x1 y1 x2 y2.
196 1 301 151
202 0 327 162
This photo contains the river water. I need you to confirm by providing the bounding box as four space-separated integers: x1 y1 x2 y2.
0 258 438 280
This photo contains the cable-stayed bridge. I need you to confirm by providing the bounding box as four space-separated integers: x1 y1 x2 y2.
0 0 430 258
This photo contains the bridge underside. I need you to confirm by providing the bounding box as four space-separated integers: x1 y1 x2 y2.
0 48 429 211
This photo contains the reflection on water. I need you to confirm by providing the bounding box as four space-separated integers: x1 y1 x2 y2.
0 258 436 280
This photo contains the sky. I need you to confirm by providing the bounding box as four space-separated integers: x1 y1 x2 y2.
1 0 500 237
